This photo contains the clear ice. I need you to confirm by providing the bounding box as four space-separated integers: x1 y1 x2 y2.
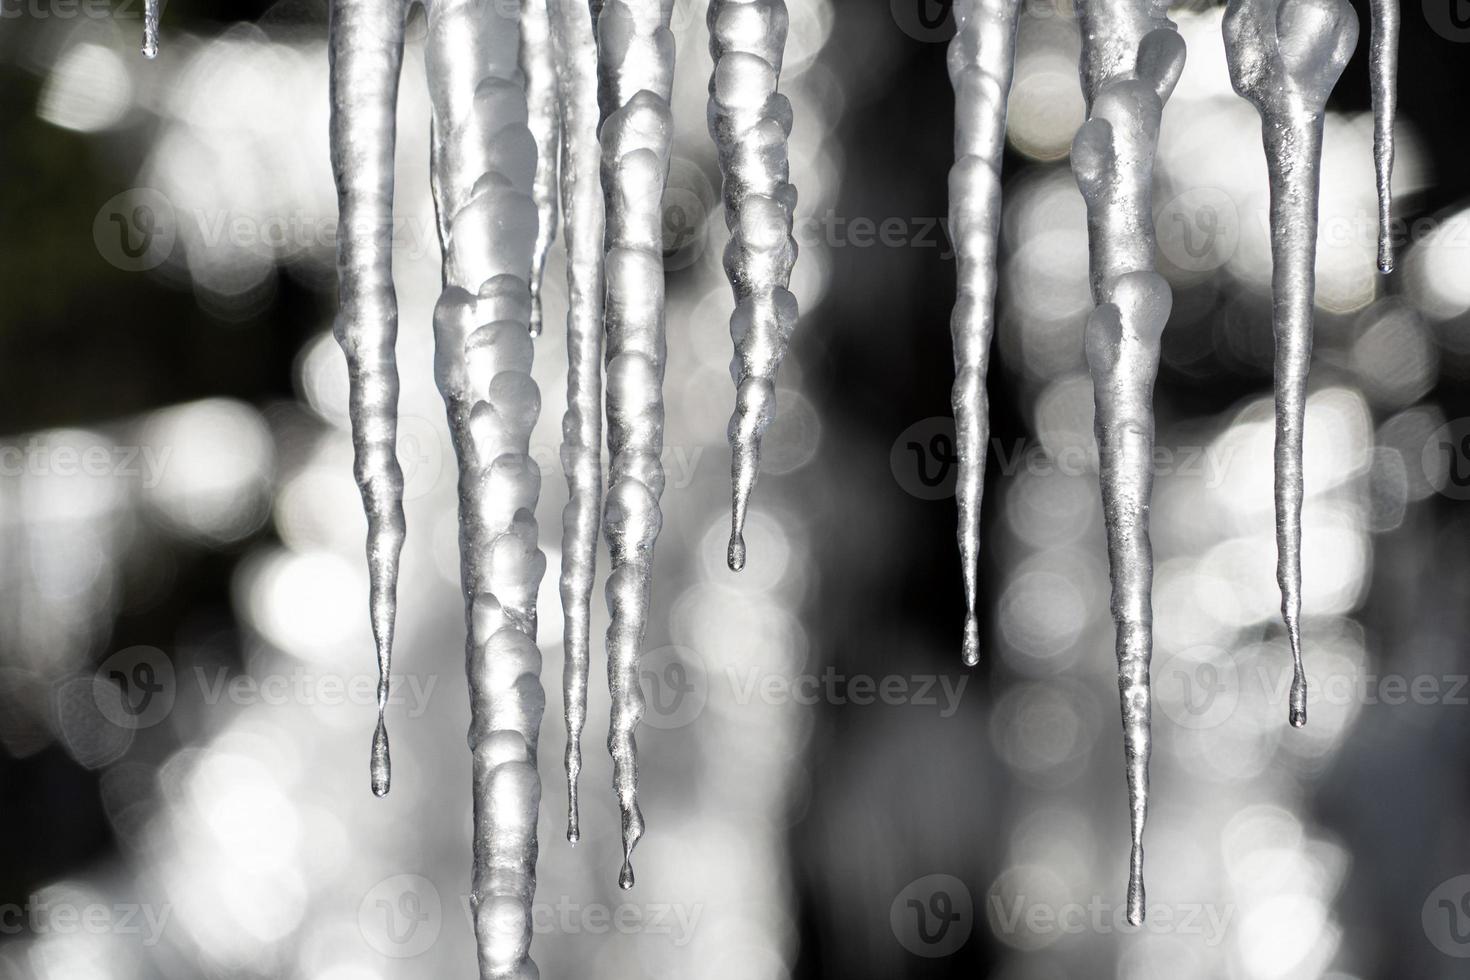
547 0 607 846
1369 0 1398 273
1073 0 1184 926
946 0 1021 667
708 0 799 573
143 0 160 58
328 0 410 800
596 0 676 889
522 0 562 336
1224 0 1358 729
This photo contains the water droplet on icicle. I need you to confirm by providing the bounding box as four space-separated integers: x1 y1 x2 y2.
946 0 1022 665
1224 0 1358 729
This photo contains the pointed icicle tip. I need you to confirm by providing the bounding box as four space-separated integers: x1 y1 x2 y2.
1288 628 1308 727
1127 846 1146 925
618 861 635 890
962 612 980 667
142 0 159 58
370 718 391 797
728 532 746 572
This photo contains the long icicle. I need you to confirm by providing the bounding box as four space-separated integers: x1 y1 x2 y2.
1224 0 1357 729
328 0 410 799
143 0 160 58
1368 0 1398 273
946 0 1021 666
426 0 546 975
1073 0 1184 926
708 0 799 572
522 0 562 336
596 0 676 890
548 0 607 846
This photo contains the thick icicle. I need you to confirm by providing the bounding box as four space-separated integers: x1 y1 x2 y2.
547 0 607 846
707 0 799 572
1224 0 1357 729
1368 0 1398 273
522 0 562 336
143 0 160 58
426 0 546 976
1073 0 1184 926
328 0 410 799
596 0 675 890
946 0 1021 666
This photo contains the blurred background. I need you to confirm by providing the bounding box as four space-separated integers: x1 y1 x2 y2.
3 0 1470 977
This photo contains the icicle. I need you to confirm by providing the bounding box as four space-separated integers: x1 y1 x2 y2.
143 0 160 58
426 0 546 975
547 0 606 846
707 0 799 572
1073 0 1184 926
328 0 410 799
1224 0 1357 729
522 0 562 337
596 0 676 890
1368 0 1398 273
946 0 1021 666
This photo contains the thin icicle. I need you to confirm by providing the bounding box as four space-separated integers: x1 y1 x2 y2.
547 0 606 846
143 0 160 58
946 0 1021 666
1073 0 1184 926
522 0 562 336
708 0 799 572
1224 0 1357 729
596 0 675 890
328 0 410 799
426 0 546 975
1368 0 1398 273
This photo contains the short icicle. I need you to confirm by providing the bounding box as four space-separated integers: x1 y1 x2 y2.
522 0 562 336
1073 0 1185 926
547 0 607 846
426 0 547 975
328 0 410 799
1224 0 1358 730
1368 0 1399 273
143 0 160 58
595 0 676 890
708 0 799 572
946 0 1022 666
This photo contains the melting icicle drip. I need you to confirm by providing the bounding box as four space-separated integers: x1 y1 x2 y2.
1368 0 1398 273
328 0 410 799
1073 0 1184 926
708 0 799 573
426 0 547 974
142 0 160 58
522 0 562 337
547 0 607 846
1224 0 1357 730
946 0 1021 666
596 0 675 890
